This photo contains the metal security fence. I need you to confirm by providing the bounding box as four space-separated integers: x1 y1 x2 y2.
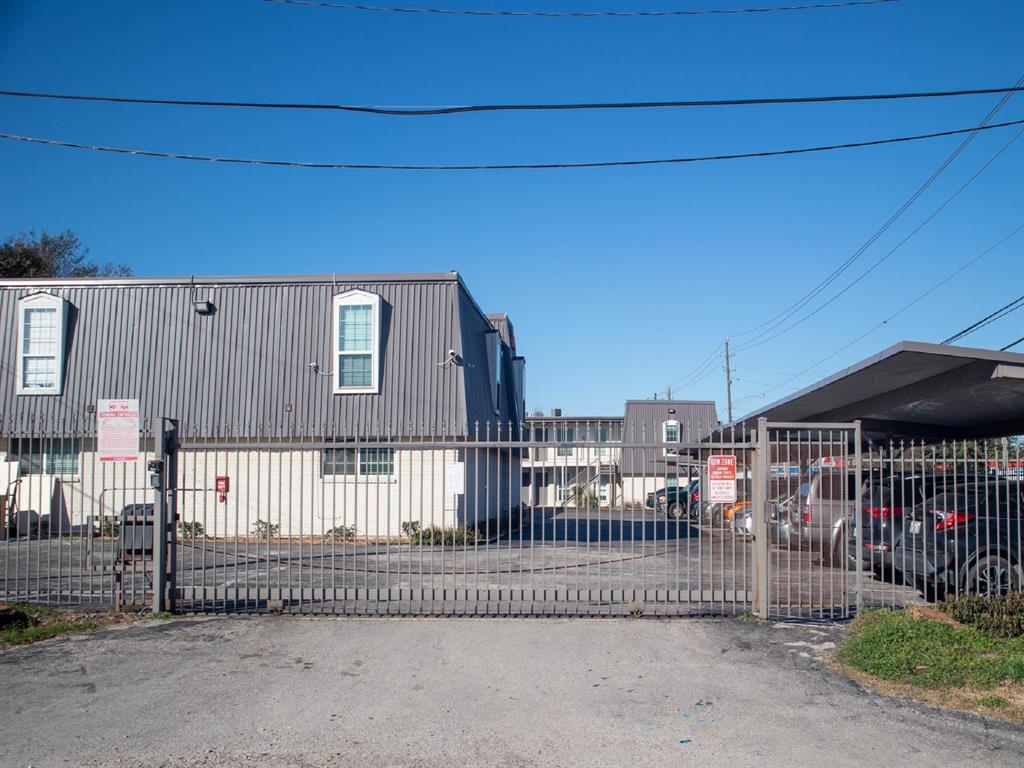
0 416 162 608
3 416 1022 618
168 420 757 616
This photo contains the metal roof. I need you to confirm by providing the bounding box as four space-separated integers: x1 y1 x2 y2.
739 340 1024 440
0 272 461 288
0 274 518 438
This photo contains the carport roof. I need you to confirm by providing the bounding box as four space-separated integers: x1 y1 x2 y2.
738 341 1024 440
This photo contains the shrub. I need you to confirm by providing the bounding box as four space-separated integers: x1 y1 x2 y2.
941 594 1024 639
403 521 476 546
572 484 599 509
325 525 357 543
252 519 280 539
99 519 120 538
177 521 205 539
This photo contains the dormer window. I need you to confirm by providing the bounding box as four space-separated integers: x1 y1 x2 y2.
333 290 381 394
16 293 68 396
663 419 681 455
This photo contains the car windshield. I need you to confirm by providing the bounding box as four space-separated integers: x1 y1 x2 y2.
867 480 920 508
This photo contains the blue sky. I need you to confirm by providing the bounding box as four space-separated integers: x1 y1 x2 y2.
1 0 1022 419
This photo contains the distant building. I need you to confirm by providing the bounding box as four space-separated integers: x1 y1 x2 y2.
522 400 719 507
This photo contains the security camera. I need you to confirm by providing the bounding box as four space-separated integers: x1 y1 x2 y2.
448 349 457 360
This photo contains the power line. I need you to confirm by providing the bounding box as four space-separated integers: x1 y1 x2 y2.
667 343 722 389
1002 335 1024 352
4 117 1024 171
942 294 1024 345
733 122 1024 353
728 73 1024 343
257 0 902 18
738 221 1024 411
8 84 1023 117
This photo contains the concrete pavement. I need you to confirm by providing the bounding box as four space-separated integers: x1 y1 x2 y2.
0 616 1021 767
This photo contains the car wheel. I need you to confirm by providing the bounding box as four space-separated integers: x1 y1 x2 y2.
667 502 685 521
965 555 1019 598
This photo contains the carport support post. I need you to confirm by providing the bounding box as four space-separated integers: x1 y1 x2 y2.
853 420 863 615
753 418 770 619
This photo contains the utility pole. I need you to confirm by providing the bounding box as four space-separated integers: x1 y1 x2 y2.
723 337 733 424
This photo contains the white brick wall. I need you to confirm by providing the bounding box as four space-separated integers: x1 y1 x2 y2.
1 440 520 539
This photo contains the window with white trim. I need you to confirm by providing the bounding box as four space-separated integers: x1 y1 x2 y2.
333 290 381 394
663 419 681 455
321 446 395 477
16 293 68 396
9 438 81 476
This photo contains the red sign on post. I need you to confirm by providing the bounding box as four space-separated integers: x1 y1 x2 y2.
708 455 737 504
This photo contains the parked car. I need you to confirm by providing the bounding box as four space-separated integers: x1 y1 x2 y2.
894 481 1024 599
646 481 699 511
846 473 982 575
731 490 802 546
796 470 865 564
657 480 701 520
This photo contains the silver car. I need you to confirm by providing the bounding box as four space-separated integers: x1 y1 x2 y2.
798 472 864 564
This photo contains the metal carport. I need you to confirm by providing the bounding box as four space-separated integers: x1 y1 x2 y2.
737 340 1024 441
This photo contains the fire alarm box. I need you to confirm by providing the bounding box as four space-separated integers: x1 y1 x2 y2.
216 476 230 502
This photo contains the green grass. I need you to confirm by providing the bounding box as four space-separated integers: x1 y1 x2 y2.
0 603 96 647
836 610 1024 689
978 695 1011 709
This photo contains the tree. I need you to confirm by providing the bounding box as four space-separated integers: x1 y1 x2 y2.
0 230 131 279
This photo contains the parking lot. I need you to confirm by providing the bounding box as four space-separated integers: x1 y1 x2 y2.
0 506 921 616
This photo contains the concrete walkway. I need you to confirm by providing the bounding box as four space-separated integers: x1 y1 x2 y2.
0 616 1021 767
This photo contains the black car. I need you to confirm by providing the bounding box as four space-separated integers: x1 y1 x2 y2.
894 481 1024 599
656 480 701 520
847 472 985 576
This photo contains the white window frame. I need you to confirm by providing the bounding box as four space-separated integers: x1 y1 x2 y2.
9 437 81 478
16 293 68 396
332 290 381 395
321 446 395 479
663 419 681 456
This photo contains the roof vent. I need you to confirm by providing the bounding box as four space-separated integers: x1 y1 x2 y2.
550 408 562 417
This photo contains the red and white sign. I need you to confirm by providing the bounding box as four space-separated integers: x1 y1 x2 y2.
97 399 140 463
708 455 737 503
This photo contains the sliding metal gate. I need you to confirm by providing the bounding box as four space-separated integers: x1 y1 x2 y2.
20 415 1011 619
167 422 760 616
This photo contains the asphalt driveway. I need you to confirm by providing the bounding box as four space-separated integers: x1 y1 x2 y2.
1 616 1021 767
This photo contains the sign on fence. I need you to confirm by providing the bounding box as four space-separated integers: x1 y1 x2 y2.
445 462 465 495
97 399 140 462
707 455 737 503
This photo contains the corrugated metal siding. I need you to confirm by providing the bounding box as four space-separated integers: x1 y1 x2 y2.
0 276 502 438
620 400 720 475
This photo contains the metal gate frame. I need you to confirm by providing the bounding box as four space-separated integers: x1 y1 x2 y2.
152 419 866 618
156 424 768 617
